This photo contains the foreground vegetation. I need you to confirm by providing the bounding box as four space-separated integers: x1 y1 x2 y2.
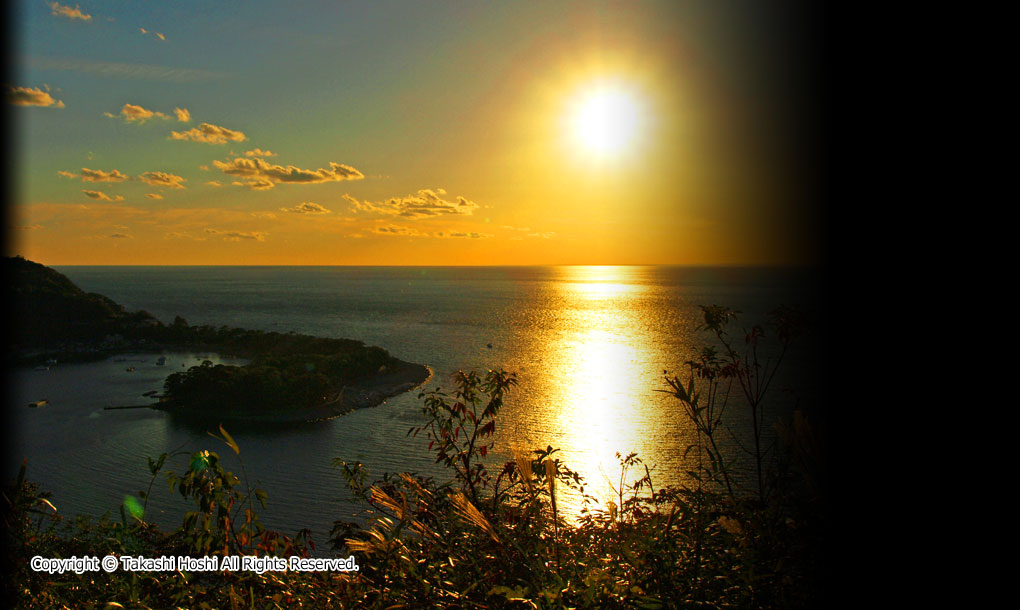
3 306 825 609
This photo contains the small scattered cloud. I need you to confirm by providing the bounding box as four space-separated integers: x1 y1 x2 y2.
246 178 275 191
171 122 247 144
213 156 363 188
82 168 129 182
436 231 492 239
59 167 129 182
344 189 479 219
205 181 222 187
140 28 166 41
373 225 426 237
104 103 169 123
204 228 266 241
173 107 190 122
8 85 65 108
16 224 45 231
251 211 277 220
145 193 164 200
82 190 124 202
109 233 132 239
244 148 276 157
48 2 91 21
280 202 331 214
139 171 186 189
163 231 207 241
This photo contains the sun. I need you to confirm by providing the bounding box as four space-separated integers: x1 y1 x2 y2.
567 81 647 159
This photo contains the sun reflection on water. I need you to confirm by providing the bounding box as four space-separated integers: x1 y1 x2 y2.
500 265 698 520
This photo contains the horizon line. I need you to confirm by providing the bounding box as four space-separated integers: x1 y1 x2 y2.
40 262 816 269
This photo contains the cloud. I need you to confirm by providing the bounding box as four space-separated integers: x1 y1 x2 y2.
204 228 266 241
344 189 479 219
139 171 186 189
173 107 190 122
280 202 331 214
373 226 426 237
170 122 247 144
446 231 491 239
246 178 275 191
205 181 222 187
213 156 363 188
251 211 277 219
22 202 273 246
82 190 124 202
109 233 132 239
163 231 196 240
8 85 65 108
245 148 276 157
82 168 129 182
105 103 170 123
59 167 129 182
48 2 91 21
16 224 45 231
140 28 166 41
145 193 164 200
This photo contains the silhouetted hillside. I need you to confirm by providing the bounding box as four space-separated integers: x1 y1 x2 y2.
5 256 160 350
6 257 429 417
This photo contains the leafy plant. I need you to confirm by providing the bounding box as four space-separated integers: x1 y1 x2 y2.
410 369 517 504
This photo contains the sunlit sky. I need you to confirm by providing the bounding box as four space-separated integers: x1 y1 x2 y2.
8 1 819 266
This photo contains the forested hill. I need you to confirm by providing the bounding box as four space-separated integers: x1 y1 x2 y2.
6 255 162 350
6 256 427 417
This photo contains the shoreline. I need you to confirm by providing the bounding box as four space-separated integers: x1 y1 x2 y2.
154 358 433 423
19 347 432 424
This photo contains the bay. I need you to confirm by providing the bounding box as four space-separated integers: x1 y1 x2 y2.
10 265 816 548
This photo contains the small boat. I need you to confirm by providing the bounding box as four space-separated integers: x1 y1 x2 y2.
156 356 167 366
126 367 135 372
28 400 48 408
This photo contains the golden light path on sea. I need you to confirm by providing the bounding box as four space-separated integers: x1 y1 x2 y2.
499 265 695 521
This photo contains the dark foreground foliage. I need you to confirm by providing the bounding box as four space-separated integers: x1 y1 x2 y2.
3 306 825 609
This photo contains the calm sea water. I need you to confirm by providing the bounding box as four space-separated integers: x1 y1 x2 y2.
10 266 817 549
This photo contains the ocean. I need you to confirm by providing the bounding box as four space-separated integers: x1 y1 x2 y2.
10 265 818 549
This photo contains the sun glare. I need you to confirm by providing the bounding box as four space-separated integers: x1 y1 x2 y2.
568 82 646 159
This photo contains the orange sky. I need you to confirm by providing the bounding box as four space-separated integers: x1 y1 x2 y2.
10 1 820 266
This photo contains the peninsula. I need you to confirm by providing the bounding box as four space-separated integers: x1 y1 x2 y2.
6 256 430 421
